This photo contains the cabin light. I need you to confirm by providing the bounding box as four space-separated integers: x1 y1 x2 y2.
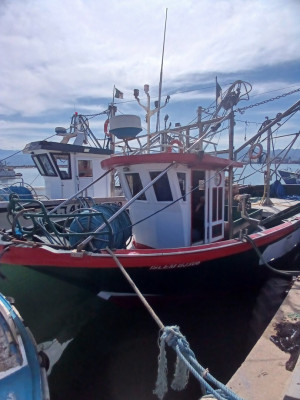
123 166 130 172
83 149 90 152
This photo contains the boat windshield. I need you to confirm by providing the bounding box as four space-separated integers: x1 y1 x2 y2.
125 173 146 200
149 171 173 202
32 154 57 177
51 153 71 179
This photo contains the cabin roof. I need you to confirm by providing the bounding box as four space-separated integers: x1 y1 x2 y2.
101 152 243 170
23 141 113 156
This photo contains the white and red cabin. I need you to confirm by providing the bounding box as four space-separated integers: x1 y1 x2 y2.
102 152 243 248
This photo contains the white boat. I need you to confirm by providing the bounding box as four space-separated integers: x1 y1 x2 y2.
0 110 125 230
278 169 300 184
0 161 18 178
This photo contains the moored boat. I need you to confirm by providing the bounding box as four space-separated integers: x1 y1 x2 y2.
278 169 300 184
0 161 18 178
0 293 50 399
0 110 126 230
0 80 299 297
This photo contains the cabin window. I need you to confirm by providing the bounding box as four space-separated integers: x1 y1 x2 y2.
212 188 217 221
150 171 173 202
212 187 223 221
125 173 146 200
212 223 222 238
114 172 121 192
32 154 57 177
51 153 71 179
177 172 186 201
218 187 223 219
78 160 93 178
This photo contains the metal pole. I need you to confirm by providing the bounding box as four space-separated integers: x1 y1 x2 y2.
234 99 300 159
146 91 151 153
262 127 273 206
49 168 114 215
197 107 203 150
228 110 234 239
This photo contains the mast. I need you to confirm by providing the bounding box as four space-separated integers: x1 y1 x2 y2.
156 8 168 133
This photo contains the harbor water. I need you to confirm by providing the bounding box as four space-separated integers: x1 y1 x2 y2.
0 263 267 400
0 165 299 399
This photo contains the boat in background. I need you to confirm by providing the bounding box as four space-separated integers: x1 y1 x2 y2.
0 293 50 399
278 168 300 184
0 80 299 297
0 161 20 179
0 110 126 230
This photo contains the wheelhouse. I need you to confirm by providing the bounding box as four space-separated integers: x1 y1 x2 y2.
23 141 113 199
102 152 243 248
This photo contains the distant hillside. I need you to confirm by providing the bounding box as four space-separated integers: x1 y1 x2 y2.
0 149 34 166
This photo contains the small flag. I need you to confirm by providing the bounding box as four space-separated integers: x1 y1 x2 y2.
216 78 222 106
115 88 123 99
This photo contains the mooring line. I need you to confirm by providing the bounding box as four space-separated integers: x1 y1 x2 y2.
106 246 245 400
105 247 164 330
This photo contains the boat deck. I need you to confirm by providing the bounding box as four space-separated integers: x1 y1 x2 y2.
252 197 300 218
227 276 300 400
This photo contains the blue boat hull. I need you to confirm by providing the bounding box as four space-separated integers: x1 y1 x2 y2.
0 294 50 400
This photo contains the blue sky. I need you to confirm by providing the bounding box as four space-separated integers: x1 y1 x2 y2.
0 0 300 153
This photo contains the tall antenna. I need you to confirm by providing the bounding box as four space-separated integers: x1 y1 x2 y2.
156 8 168 132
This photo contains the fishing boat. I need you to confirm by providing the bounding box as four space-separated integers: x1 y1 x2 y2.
278 168 300 184
0 110 125 230
0 80 299 297
0 293 50 399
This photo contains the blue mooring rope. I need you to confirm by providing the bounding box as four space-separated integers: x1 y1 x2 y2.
153 326 245 400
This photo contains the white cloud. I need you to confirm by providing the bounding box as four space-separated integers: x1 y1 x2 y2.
0 0 299 149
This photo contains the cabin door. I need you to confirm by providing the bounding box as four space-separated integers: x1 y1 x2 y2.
191 171 206 243
206 170 225 243
77 159 94 197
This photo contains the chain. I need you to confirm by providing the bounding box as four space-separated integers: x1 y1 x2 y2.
235 87 300 114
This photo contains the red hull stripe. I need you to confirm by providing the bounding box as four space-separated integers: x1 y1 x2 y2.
1 219 299 270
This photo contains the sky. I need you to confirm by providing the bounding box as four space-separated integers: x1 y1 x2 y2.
0 0 300 156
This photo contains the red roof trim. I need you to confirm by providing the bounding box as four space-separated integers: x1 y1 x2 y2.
101 152 243 170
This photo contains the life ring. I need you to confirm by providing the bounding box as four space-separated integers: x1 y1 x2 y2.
166 139 184 153
249 142 263 160
104 119 111 137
